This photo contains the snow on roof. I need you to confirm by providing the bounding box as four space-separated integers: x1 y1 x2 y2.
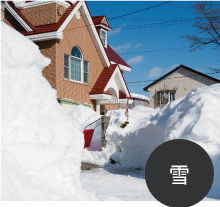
130 93 149 100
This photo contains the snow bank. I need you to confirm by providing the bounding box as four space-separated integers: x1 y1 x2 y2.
79 84 220 192
108 85 220 190
1 22 96 201
81 106 159 166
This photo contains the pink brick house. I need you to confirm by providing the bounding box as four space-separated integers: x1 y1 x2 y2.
4 1 133 114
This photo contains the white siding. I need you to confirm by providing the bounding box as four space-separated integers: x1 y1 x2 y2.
148 68 218 108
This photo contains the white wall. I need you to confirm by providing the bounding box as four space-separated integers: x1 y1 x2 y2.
148 68 218 108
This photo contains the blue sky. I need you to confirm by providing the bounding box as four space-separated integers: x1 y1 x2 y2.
87 1 220 98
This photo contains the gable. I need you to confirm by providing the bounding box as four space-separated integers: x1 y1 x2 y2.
90 64 131 99
5 1 34 31
144 65 220 91
101 17 108 26
10 1 110 68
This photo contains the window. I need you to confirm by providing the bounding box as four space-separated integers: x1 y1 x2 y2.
101 29 107 47
64 46 89 84
170 92 175 102
155 91 176 108
84 61 89 84
64 54 69 79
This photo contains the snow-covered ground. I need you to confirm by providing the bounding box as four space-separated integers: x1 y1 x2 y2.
80 165 219 201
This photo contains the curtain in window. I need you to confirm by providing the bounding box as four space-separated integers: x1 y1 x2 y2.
71 57 81 81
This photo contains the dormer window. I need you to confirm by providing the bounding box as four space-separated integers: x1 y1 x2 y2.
101 29 107 47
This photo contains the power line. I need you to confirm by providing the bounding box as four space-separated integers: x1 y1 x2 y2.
126 71 220 85
110 19 207 32
120 47 188 55
108 1 173 20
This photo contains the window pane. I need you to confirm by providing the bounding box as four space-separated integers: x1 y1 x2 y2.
101 30 106 38
71 46 82 59
71 58 81 81
64 67 68 79
64 55 69 67
170 92 175 102
84 73 88 83
84 61 88 72
101 38 105 46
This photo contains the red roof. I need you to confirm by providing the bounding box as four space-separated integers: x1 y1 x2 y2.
119 91 133 100
90 64 118 95
8 1 35 31
90 64 132 99
92 15 111 30
8 1 79 36
106 45 131 68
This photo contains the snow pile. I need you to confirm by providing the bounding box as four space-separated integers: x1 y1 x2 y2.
80 84 220 191
81 106 159 166
1 22 96 201
108 85 220 190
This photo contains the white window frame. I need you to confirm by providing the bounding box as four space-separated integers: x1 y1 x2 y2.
64 51 89 85
100 29 107 47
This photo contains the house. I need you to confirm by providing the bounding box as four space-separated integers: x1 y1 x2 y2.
0 0 5 21
143 65 220 108
3 1 133 114
128 93 149 109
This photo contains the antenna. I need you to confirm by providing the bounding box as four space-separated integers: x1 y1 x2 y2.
205 66 217 73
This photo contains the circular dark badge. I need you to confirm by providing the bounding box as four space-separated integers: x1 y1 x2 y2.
145 139 214 207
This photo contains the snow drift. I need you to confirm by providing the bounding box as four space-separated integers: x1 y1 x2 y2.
1 22 96 200
81 106 159 166
78 85 220 193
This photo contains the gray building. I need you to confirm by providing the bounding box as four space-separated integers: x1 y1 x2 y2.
144 65 220 108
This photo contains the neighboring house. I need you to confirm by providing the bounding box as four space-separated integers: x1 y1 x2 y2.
4 1 133 114
143 65 220 108
0 0 5 21
128 93 149 109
